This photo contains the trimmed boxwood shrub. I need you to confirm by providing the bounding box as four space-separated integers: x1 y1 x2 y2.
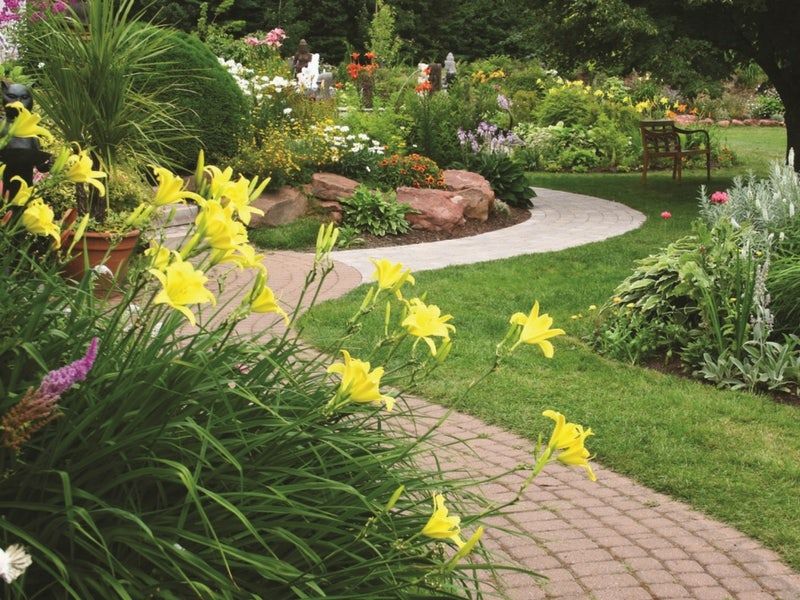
148 29 249 170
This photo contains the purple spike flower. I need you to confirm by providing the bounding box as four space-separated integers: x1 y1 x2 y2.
2 338 99 452
40 337 99 397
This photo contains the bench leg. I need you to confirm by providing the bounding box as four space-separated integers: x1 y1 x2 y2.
677 157 683 183
672 156 678 180
642 154 648 184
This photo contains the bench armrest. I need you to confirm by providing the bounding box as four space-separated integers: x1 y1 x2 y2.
674 127 710 146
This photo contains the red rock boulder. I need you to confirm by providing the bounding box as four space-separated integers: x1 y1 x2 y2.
396 187 466 232
311 172 359 201
249 186 309 228
442 169 495 221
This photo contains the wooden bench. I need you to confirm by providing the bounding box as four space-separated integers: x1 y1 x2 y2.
640 120 710 183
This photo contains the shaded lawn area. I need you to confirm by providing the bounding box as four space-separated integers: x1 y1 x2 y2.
300 127 800 569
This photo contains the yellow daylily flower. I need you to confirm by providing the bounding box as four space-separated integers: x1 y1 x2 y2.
542 410 582 450
205 165 235 200
218 242 265 271
327 349 394 411
5 102 53 139
64 151 107 197
9 176 35 206
421 494 464 547
401 298 455 356
144 241 172 270
21 199 60 247
509 301 565 358
220 176 264 225
371 258 415 298
149 255 216 326
556 426 596 482
151 165 203 206
195 201 248 251
249 279 289 324
315 222 339 262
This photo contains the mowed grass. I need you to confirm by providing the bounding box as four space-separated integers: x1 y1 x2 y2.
301 127 800 569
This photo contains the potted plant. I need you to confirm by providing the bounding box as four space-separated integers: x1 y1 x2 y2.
19 0 190 281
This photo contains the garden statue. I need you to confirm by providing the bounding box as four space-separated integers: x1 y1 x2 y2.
297 53 321 93
0 82 51 199
428 63 443 92
444 52 457 86
292 39 313 76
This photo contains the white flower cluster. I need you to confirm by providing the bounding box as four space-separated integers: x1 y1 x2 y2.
217 57 298 101
319 125 385 162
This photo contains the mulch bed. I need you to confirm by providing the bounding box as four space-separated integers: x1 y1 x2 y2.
351 206 531 249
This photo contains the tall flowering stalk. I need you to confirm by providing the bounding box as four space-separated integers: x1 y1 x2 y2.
2 338 99 452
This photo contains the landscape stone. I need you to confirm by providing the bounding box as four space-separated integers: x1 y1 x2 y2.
717 120 730 127
311 172 359 201
249 186 308 228
731 119 745 126
442 169 495 221
396 187 465 232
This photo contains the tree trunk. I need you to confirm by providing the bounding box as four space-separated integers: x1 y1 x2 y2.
782 96 800 170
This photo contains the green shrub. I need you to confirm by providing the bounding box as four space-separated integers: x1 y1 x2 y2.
751 89 785 120
340 185 412 236
148 29 250 170
463 152 533 208
536 85 600 127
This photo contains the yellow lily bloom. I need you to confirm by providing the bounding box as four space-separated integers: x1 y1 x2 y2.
64 151 107 197
421 494 464 547
509 301 565 358
21 199 60 247
327 349 394 411
542 409 582 450
401 298 455 356
195 201 248 251
371 258 415 297
221 176 264 226
9 177 35 206
217 243 265 271
149 255 216 326
556 426 597 482
5 102 53 140
205 165 235 200
151 166 203 206
249 280 289 324
144 241 171 270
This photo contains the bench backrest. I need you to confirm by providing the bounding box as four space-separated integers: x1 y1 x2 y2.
640 120 680 153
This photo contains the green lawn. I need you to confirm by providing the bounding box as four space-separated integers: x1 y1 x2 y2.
300 127 800 570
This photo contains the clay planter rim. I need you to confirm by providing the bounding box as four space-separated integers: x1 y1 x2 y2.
62 227 141 285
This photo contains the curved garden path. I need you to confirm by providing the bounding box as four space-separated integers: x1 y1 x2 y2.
223 188 800 599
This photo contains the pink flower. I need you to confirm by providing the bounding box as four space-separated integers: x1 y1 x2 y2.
244 37 262 46
710 191 729 204
661 211 672 220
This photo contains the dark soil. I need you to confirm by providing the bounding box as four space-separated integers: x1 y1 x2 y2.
352 206 530 249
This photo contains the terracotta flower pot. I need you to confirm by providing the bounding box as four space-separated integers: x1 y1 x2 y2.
63 229 141 286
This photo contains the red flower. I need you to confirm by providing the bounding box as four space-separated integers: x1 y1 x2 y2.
351 52 361 61
365 51 376 60
415 81 432 94
347 63 361 80
710 191 729 204
661 211 672 220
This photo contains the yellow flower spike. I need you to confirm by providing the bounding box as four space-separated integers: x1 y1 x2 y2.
370 258 415 298
401 298 455 357
249 279 289 324
385 485 405 511
125 202 154 229
220 176 264 225
327 349 395 411
151 165 203 206
148 254 216 326
451 525 485 563
144 241 172 271
193 149 206 192
9 177 35 206
421 494 465 547
5 102 53 140
64 151 107 197
509 301 565 358
315 222 339 262
556 427 597 482
22 200 61 247
195 201 249 252
246 174 270 202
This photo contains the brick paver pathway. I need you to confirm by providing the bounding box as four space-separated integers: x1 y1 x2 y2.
213 189 800 599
